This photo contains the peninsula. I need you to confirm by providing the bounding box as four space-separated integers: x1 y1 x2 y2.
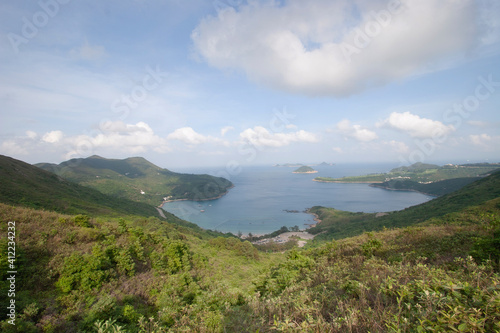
314 162 500 196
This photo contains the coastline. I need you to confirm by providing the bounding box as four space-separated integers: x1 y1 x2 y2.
313 179 384 183
369 184 437 197
247 208 322 247
305 208 321 228
158 185 235 207
293 171 319 174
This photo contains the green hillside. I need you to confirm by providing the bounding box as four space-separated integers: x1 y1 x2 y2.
315 162 500 184
0 155 160 218
308 169 500 241
371 176 482 196
36 155 233 206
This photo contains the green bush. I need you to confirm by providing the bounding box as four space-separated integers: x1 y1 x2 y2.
151 240 191 274
56 245 114 293
73 214 92 228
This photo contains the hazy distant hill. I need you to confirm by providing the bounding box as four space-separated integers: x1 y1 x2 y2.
315 162 500 184
0 154 160 217
36 155 233 206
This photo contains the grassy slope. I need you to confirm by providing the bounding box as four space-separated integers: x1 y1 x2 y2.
251 198 500 332
0 203 280 332
0 155 160 218
0 194 499 331
36 155 233 206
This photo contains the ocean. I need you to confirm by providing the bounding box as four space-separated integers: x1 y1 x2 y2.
162 163 435 235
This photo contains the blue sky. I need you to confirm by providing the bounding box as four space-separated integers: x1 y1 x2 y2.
1 0 500 169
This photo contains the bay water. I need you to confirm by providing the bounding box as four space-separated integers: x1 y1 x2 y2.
162 164 435 235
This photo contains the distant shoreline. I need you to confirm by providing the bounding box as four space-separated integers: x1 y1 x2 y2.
158 185 235 207
369 183 437 197
313 179 383 183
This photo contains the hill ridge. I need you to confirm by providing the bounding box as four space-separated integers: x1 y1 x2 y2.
35 155 233 206
0 154 161 217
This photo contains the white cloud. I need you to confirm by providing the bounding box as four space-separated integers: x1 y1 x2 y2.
1 140 29 155
332 146 343 154
337 119 378 142
0 121 173 161
378 111 455 138
167 127 209 145
386 140 409 154
470 133 492 146
192 0 486 96
99 120 152 133
239 126 318 147
42 131 64 143
221 126 235 136
26 131 38 139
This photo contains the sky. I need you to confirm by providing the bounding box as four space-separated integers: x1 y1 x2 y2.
1 0 500 170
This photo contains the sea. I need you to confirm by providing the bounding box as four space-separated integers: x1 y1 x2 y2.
162 163 435 236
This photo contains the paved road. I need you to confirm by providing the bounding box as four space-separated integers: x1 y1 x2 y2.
156 207 166 219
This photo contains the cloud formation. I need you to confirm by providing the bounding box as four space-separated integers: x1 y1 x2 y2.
337 119 378 142
220 126 235 136
239 126 318 147
192 0 486 96
167 127 209 145
42 131 64 143
378 111 455 138
469 133 493 147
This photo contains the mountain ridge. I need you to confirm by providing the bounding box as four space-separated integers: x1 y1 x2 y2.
0 154 161 217
35 155 233 206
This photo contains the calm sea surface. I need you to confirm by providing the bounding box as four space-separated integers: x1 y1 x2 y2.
162 164 434 235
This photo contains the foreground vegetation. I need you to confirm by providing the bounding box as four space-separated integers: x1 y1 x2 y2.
1 195 499 332
0 203 275 332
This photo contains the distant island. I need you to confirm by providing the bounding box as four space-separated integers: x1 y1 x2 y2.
275 162 334 167
314 162 500 196
293 166 318 174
